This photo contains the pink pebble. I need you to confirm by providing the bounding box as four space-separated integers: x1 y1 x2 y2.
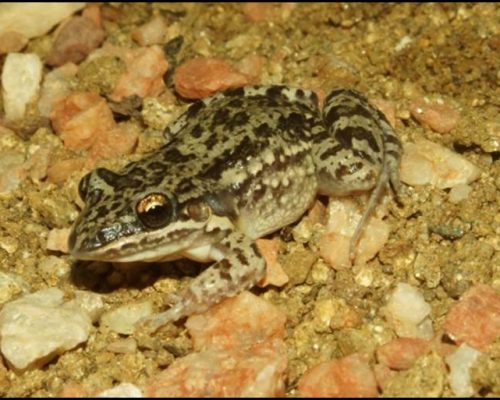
410 100 460 133
256 238 289 288
444 284 500 350
46 16 106 66
144 340 286 397
86 123 138 167
186 291 286 351
173 57 250 99
50 92 115 151
370 98 397 128
298 353 378 397
46 228 71 254
82 4 102 28
376 337 432 370
110 45 168 102
236 54 265 84
319 232 351 270
307 200 327 225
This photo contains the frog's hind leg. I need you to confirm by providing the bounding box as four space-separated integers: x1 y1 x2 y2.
137 231 265 332
312 88 402 260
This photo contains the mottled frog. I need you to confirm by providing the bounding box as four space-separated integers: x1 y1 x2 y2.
68 85 402 331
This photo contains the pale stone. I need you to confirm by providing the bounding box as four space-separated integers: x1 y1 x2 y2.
448 183 472 204
46 228 71 254
0 3 85 39
1 53 43 120
131 16 167 46
445 344 481 397
100 301 153 335
97 383 143 398
65 290 105 323
400 139 481 189
321 197 390 268
384 283 433 339
0 288 92 370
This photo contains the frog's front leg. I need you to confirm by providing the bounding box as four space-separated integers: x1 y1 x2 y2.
138 231 265 332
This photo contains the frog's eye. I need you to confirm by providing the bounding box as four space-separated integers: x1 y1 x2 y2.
184 200 211 222
136 193 173 229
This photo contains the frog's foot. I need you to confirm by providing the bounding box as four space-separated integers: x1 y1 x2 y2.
348 159 404 262
134 231 266 334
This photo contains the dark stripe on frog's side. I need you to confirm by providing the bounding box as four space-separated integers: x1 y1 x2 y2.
334 125 382 153
318 144 343 161
324 102 379 127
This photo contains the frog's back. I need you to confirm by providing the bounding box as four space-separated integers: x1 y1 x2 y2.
138 86 323 238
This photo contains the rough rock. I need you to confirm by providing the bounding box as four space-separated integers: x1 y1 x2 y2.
1 53 43 120
0 288 92 370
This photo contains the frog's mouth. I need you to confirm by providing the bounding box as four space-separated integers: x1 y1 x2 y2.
69 215 234 263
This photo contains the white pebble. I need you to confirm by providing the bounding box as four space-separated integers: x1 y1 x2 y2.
445 344 482 397
1 53 43 120
0 3 85 39
384 282 433 339
448 183 472 204
322 197 390 267
100 301 153 335
400 139 481 189
65 290 105 323
97 383 143 398
0 288 92 370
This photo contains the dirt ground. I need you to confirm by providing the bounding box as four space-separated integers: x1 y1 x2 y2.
0 3 498 397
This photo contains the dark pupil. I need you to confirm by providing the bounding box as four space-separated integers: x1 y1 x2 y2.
138 201 171 229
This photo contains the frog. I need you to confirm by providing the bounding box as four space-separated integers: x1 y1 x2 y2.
68 85 402 331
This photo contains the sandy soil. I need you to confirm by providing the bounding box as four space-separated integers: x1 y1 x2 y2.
0 3 498 397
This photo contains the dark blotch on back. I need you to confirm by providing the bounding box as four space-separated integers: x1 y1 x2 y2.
277 112 306 134
226 111 250 129
148 161 166 172
324 103 374 127
266 85 286 100
211 108 231 128
96 168 120 186
255 122 273 136
335 125 380 153
225 87 245 97
186 100 204 119
190 123 203 138
227 97 243 109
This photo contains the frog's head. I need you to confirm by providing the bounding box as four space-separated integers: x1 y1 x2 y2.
68 167 230 262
